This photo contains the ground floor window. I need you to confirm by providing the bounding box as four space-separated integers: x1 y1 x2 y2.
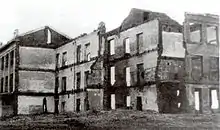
210 89 219 109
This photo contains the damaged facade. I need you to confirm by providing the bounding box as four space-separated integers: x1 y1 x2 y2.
0 8 219 117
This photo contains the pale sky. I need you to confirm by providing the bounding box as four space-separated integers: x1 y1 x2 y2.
0 0 219 44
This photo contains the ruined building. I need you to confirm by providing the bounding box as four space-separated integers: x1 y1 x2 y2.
183 13 219 113
0 8 219 117
102 8 184 113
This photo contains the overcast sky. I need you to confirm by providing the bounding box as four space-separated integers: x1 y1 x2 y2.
0 0 219 44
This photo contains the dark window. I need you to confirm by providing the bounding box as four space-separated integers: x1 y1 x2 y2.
191 56 203 81
61 77 66 92
76 72 81 90
209 57 219 81
76 98 80 112
84 71 89 88
137 63 144 84
56 53 59 68
77 45 81 63
5 54 9 68
143 12 149 21
5 76 8 92
9 74 13 92
62 52 67 66
0 78 3 93
137 33 143 53
84 43 90 61
55 77 59 93
10 50 14 66
1 57 4 70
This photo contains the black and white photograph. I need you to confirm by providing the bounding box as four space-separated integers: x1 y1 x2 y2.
0 0 219 129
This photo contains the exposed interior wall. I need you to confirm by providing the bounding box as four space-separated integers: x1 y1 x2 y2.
17 96 54 114
19 71 55 92
130 85 158 111
162 31 184 58
19 47 55 69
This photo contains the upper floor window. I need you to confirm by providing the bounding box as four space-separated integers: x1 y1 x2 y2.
124 38 130 54
84 71 89 88
77 45 81 63
56 53 60 68
209 57 219 81
85 43 91 61
10 50 14 66
47 29 52 44
137 33 143 53
5 54 9 68
5 76 8 92
62 52 67 66
206 25 218 45
9 73 13 93
61 76 67 92
0 78 3 93
191 55 203 81
137 63 144 84
1 57 4 70
109 39 115 55
125 67 131 87
110 66 115 85
190 23 202 43
76 72 81 90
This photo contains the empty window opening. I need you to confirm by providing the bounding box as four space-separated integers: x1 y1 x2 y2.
209 57 219 81
136 96 142 111
0 78 3 93
1 57 4 70
9 74 13 93
62 52 67 66
178 103 181 108
111 94 116 109
177 90 180 96
47 29 52 44
110 66 115 85
126 67 131 87
76 99 81 112
109 39 115 55
61 101 65 112
61 77 66 92
194 90 201 111
211 89 219 109
5 76 8 92
137 33 143 53
143 12 150 21
10 50 14 66
77 45 81 63
84 71 89 88
190 23 202 43
85 43 91 61
5 54 8 68
206 25 218 45
191 56 203 80
124 38 130 53
76 72 81 90
56 53 59 68
126 96 131 107
137 63 144 84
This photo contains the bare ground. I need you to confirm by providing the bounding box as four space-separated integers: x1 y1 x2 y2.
0 110 220 130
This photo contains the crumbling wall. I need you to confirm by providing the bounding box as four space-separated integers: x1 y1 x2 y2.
19 71 54 92
87 89 103 110
17 96 54 114
130 85 158 111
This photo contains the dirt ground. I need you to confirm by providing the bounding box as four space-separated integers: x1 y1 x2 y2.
0 110 220 130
